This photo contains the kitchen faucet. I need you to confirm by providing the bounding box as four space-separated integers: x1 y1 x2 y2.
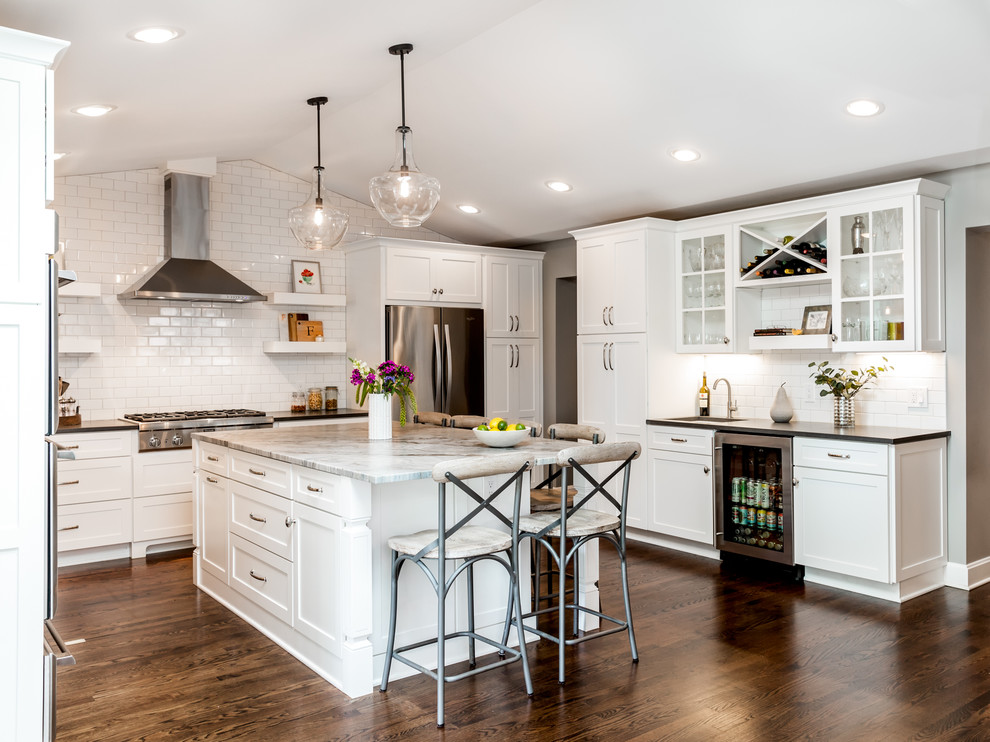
712 378 738 419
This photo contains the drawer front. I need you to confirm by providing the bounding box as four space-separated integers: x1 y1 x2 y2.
197 442 228 477
57 499 133 552
229 450 291 498
55 430 134 459
648 426 714 457
57 456 132 505
133 492 193 543
230 480 293 559
134 448 193 498
230 533 292 624
292 467 341 514
793 437 888 476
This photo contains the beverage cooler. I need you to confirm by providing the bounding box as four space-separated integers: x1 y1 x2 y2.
714 432 799 572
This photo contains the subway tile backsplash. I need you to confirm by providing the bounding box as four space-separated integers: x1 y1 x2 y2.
55 160 454 420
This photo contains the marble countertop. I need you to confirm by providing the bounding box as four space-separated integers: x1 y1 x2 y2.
193 422 577 484
647 417 949 444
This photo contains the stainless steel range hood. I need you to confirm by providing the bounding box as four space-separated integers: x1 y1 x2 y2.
118 172 266 302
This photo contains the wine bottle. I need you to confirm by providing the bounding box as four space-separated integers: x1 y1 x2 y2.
698 372 710 416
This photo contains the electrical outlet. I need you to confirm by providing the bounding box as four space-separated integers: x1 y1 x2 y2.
908 387 928 409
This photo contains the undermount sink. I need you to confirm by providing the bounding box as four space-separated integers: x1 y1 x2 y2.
664 416 748 423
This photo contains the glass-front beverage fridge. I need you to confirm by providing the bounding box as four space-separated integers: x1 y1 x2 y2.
714 432 798 571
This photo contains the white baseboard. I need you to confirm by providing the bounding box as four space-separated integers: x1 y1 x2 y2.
944 558 990 590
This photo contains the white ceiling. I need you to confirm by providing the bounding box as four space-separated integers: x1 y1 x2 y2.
3 0 990 246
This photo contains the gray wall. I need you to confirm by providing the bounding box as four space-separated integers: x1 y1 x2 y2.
966 228 990 563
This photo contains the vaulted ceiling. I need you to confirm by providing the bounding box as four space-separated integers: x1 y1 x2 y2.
3 0 989 246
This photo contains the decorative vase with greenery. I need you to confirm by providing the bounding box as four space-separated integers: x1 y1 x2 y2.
808 358 893 427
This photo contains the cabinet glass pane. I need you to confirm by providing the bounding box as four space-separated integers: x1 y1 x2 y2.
874 299 905 341
839 301 870 341
872 208 903 254
682 275 702 309
873 254 904 296
704 310 725 345
703 274 724 308
682 311 703 346
840 212 871 256
703 235 725 271
840 257 870 298
682 238 702 273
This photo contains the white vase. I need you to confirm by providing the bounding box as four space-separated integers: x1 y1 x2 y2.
367 393 393 439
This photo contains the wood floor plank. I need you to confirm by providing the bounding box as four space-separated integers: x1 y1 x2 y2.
52 543 990 741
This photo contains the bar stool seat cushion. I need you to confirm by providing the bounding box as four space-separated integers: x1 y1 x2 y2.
518 509 619 538
388 526 512 560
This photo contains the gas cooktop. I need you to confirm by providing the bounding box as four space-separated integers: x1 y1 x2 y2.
122 409 273 451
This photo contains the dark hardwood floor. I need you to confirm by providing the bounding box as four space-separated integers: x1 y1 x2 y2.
54 544 990 741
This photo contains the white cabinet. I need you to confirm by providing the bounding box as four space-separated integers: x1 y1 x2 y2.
485 255 540 336
676 227 734 353
292 501 342 652
386 248 482 304
577 334 648 528
132 448 194 555
793 436 947 598
573 225 647 334
646 426 714 544
486 338 541 424
197 465 229 582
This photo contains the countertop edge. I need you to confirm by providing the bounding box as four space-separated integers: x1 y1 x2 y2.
269 408 368 422
56 419 138 433
646 418 950 445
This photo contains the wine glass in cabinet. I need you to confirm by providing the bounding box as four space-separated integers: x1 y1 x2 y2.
676 228 732 353
830 199 913 351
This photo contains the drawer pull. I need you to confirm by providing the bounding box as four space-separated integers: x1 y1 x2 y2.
670 437 687 443
249 570 267 583
249 513 267 524
827 452 851 459
57 480 79 486
206 476 219 484
248 468 266 476
58 524 80 532
306 484 323 493
207 455 220 462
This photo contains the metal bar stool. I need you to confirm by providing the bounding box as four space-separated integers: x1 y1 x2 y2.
379 452 535 728
448 414 490 429
413 411 451 426
516 441 641 684
529 424 605 611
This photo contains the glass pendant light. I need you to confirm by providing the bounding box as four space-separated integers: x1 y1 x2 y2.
289 96 348 249
369 43 441 228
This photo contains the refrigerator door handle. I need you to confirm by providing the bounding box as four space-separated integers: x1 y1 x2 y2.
443 324 453 413
433 324 443 411
44 620 76 666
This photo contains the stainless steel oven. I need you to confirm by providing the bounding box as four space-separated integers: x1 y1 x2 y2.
714 431 797 570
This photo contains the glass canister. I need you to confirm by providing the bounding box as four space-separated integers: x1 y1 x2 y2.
324 386 338 410
290 391 306 412
306 387 323 411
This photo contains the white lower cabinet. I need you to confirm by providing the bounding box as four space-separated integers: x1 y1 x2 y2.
197 467 229 581
230 533 293 623
132 448 194 555
647 449 714 544
292 501 341 653
57 499 133 552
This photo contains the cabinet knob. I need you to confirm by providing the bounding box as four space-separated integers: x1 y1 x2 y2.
793 478 800 486
722 336 730 344
432 288 438 294
438 288 443 295
285 516 296 528
703 466 710 474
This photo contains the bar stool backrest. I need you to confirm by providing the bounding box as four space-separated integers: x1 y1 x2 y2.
432 452 535 483
449 414 490 429
413 411 451 426
547 423 605 444
557 441 641 518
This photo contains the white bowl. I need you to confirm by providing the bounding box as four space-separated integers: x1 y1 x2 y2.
472 427 530 448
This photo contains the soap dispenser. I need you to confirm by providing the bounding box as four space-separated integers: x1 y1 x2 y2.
770 382 793 423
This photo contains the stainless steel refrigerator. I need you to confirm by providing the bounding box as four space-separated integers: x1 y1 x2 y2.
385 305 485 417
43 253 77 741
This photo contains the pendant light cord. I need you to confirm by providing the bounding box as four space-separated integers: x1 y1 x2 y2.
306 96 329 204
399 49 407 130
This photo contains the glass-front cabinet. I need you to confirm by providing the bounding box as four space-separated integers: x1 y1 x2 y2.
830 198 915 351
676 227 732 353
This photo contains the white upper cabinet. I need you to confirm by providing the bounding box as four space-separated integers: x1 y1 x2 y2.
573 223 650 334
675 226 734 353
485 255 541 336
385 248 482 304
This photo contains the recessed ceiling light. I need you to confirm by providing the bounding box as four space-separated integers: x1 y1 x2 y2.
72 104 116 117
545 181 572 192
669 148 701 162
128 27 183 44
845 99 884 117
457 204 481 214
52 152 68 160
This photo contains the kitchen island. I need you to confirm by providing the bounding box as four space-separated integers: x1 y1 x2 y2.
191 422 592 698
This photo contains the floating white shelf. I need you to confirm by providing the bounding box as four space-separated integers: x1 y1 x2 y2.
59 281 101 297
749 333 833 351
263 340 347 354
59 337 102 354
264 292 346 307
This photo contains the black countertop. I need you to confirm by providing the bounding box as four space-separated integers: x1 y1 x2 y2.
646 417 949 445
270 407 367 422
56 419 137 434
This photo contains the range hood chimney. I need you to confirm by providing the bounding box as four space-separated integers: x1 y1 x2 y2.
118 171 266 303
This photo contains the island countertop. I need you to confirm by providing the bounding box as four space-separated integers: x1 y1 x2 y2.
193 422 577 485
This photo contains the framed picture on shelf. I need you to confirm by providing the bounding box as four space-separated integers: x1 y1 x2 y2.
801 304 832 335
291 260 322 294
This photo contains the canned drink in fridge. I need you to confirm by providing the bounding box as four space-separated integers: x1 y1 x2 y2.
746 479 756 506
731 506 741 525
731 477 742 504
760 481 770 508
766 509 777 531
777 512 784 533
747 507 756 526
756 509 766 528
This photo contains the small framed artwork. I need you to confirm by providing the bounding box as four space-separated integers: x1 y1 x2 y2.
291 260 322 294
801 304 832 335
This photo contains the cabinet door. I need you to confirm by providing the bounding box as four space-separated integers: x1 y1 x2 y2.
293 502 341 653
514 259 540 336
485 339 513 420
386 249 434 302
577 239 614 334
513 339 540 423
794 465 891 582
198 471 229 581
610 335 647 440
647 449 714 544
676 228 732 353
487 259 514 334
485 339 540 424
433 252 483 304
577 336 613 433
610 233 647 333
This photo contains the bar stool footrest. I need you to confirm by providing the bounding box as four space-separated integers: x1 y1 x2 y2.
388 630 525 683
